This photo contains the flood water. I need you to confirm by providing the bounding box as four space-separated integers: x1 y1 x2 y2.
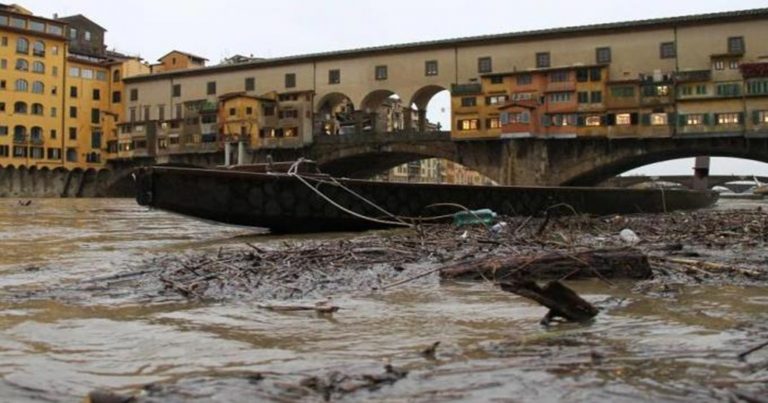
0 198 766 402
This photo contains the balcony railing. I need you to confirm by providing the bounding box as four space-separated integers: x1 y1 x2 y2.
13 134 27 144
675 70 711 82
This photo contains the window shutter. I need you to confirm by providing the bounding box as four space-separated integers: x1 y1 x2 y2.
600 115 608 126
667 112 676 126
641 114 651 125
500 112 509 125
678 114 687 126
630 113 639 125
754 110 762 124
542 115 551 127
703 113 712 125
738 112 744 124
577 115 586 126
606 114 616 126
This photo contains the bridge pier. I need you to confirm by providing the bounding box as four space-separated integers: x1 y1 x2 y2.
692 156 710 191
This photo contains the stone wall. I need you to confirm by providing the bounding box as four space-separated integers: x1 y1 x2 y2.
0 166 113 198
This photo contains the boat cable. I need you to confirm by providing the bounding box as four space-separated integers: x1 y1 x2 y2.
286 159 414 228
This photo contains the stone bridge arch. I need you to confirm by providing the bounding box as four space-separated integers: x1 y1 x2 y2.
551 137 768 186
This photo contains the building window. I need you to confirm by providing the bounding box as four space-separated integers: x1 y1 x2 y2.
590 91 602 103
0 102 4 112
576 69 589 82
143 105 151 120
229 108 236 116
747 80 768 95
0 59 6 69
457 119 478 131
246 106 253 115
129 107 136 122
69 106 77 118
425 60 438 76
679 86 693 96
660 42 676 59
84 30 92 41
69 28 77 39
50 107 56 117
729 60 740 70
728 36 745 54
31 103 43 115
14 101 27 114
551 114 578 126
596 47 611 64
0 126 6 136
642 85 670 97
16 37 28 54
755 111 768 124
69 67 80 77
504 111 530 124
112 91 122 103
375 65 387 80
32 61 44 73
686 114 704 125
478 57 492 74
113 70 121 82
485 95 508 105
585 115 602 126
175 104 182 119
328 69 341 84
158 105 165 121
650 113 668 125
713 60 725 70
172 84 181 97
716 83 741 97
548 92 571 103
70 86 77 98
589 68 601 81
486 117 501 129
535 52 550 68
716 113 741 124
549 71 569 82
460 97 477 107
52 66 57 76
489 76 503 84
285 73 296 88
91 108 100 124
15 58 28 71
616 113 632 125
15 79 28 92
516 74 532 85
130 88 138 101
32 40 44 57
245 77 255 91
31 81 43 94
696 85 708 95
50 129 57 139
69 127 77 140
206 81 216 95
577 91 589 103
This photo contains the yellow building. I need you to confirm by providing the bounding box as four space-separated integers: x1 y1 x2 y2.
0 5 148 171
0 5 67 168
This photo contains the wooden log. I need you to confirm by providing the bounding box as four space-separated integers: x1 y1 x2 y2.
500 280 599 324
439 248 652 281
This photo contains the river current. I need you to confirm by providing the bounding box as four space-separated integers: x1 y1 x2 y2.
0 198 766 402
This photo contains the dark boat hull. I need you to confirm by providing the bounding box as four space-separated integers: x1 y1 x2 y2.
135 166 719 233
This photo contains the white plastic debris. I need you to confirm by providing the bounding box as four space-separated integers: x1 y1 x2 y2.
619 228 640 244
490 221 508 235
459 230 469 240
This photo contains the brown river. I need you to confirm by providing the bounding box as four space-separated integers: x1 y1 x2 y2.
0 198 766 402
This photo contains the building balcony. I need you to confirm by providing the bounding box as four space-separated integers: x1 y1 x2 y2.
30 136 44 145
13 134 27 144
451 83 482 96
675 70 711 83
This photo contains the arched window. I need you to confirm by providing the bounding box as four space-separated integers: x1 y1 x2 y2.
16 37 29 54
31 81 44 94
30 126 43 141
13 126 27 139
32 61 44 73
14 102 27 114
15 79 28 92
15 58 28 71
112 69 121 82
32 40 45 57
31 103 43 115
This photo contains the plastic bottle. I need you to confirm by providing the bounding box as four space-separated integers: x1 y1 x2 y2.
452 209 497 227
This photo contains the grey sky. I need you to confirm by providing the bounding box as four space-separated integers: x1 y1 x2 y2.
18 0 768 176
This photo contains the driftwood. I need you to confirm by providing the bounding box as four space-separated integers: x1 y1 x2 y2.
257 303 340 314
440 248 652 281
500 280 599 325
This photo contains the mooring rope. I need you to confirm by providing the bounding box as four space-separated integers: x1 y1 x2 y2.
286 159 414 228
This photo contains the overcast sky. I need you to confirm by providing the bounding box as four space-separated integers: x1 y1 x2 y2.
18 0 768 176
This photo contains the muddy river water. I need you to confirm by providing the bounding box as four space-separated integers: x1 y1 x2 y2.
0 199 766 402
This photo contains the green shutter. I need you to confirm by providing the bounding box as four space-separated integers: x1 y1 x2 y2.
754 110 762 125
577 115 586 126
703 113 712 125
641 114 651 125
738 112 745 124
667 112 676 126
678 114 687 127
542 115 552 127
